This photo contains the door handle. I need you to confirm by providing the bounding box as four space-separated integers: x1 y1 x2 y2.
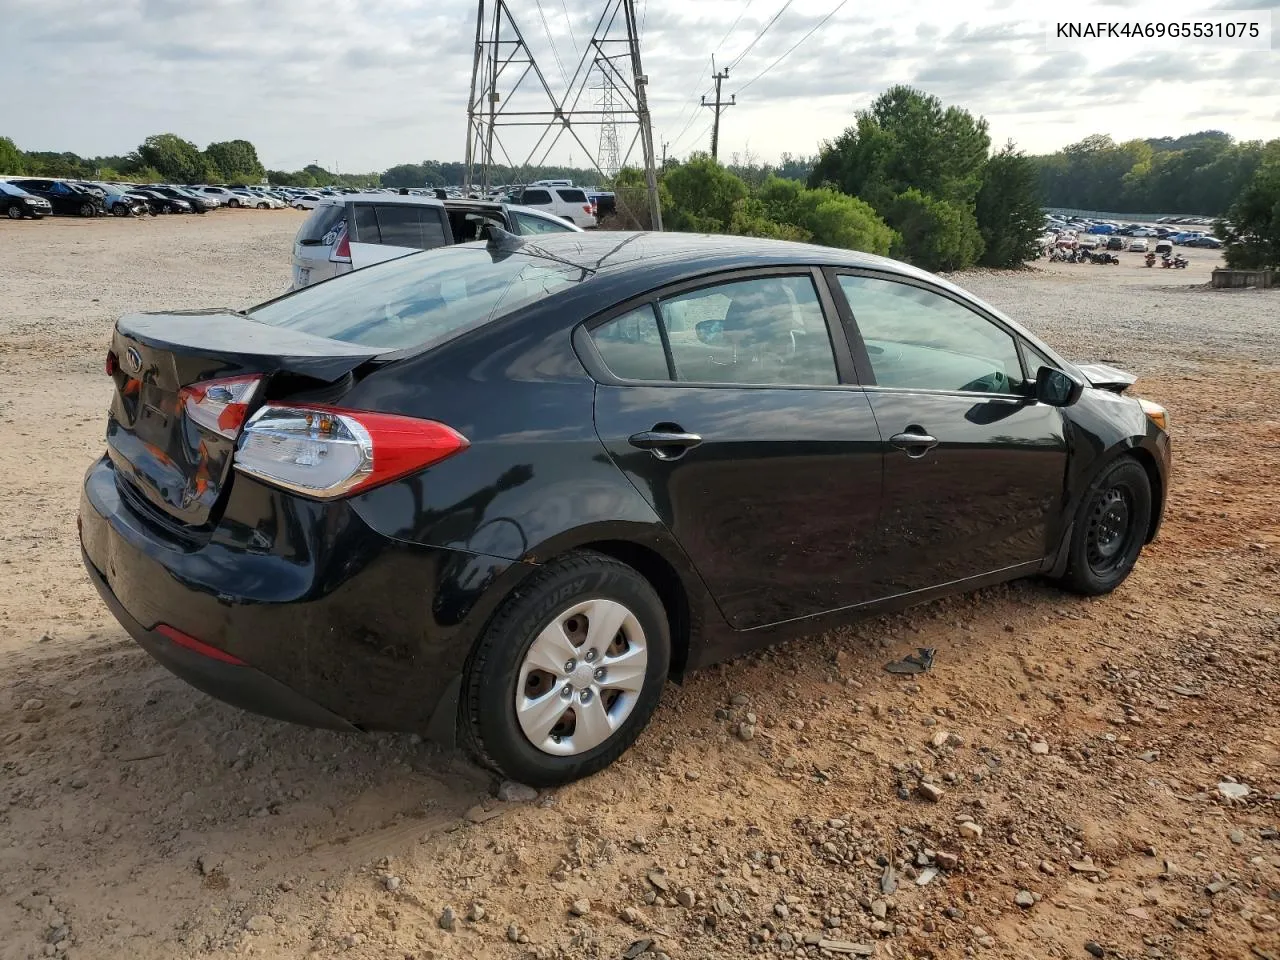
629 427 703 461
889 427 938 459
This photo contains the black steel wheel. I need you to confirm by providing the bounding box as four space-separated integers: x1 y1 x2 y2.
1058 457 1152 595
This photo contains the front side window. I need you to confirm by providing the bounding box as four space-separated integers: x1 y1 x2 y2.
660 275 838 386
837 275 1023 394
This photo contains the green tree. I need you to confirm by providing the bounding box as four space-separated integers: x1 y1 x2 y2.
204 139 265 182
0 136 24 175
886 188 984 271
974 143 1044 268
811 86 990 210
1218 162 1280 270
138 134 212 183
756 177 896 254
662 155 749 232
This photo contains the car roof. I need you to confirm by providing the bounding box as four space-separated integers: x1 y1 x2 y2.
318 193 445 209
504 231 924 278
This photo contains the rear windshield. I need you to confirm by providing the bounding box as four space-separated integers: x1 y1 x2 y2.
297 203 346 244
249 245 587 350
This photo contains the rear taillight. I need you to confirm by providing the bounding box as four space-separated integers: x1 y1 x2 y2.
234 405 468 499
331 228 351 263
179 375 262 439
583 204 594 215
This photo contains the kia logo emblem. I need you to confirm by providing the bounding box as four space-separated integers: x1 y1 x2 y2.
126 347 143 373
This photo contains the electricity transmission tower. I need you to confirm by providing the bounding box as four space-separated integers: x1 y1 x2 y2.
465 0 662 229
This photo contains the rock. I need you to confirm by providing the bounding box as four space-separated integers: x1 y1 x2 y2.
936 851 959 871
1030 741 1050 755
1039 860 1056 875
1015 890 1035 909
816 941 874 956
871 900 887 919
439 906 457 931
196 854 223 877
731 694 750 705
737 722 755 742
620 906 641 924
916 867 938 886
69 777 88 790
959 821 983 840
569 898 591 917
467 903 485 922
464 804 503 824
1069 861 1103 874
773 902 789 919
1229 829 1245 845
1085 941 1106 958
46 926 70 945
507 923 522 942
917 782 945 803
1205 880 1231 895
677 888 696 908
244 915 273 933
684 770 701 781
1217 782 1250 800
496 780 538 803
880 863 898 894
790 719 805 731
383 875 401 892
647 869 671 892
22 698 44 711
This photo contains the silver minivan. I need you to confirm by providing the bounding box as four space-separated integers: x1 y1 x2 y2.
290 194 584 289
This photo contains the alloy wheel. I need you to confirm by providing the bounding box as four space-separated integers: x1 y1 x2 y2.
515 598 648 756
6 204 22 220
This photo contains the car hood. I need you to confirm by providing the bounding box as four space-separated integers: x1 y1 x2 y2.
1076 362 1138 393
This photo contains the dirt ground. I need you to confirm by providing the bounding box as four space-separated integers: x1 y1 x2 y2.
0 212 1276 960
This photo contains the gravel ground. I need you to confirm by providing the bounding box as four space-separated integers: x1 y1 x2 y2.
1 212 1277 960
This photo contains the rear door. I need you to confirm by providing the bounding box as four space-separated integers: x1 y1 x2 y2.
830 270 1068 594
347 201 454 269
584 268 884 630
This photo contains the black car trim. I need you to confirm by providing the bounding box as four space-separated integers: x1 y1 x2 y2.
575 265 863 389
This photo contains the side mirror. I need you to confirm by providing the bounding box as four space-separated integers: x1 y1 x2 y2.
695 319 723 344
1034 366 1084 407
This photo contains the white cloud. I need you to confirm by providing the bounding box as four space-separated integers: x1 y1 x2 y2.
0 0 1276 171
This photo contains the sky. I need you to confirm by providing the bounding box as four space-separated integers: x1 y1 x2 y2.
1 0 1277 173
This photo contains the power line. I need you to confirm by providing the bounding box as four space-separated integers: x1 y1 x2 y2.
713 0 754 54
533 0 570 87
735 0 851 94
559 0 580 56
725 0 794 71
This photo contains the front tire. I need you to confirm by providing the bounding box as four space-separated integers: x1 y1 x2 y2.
460 551 670 787
1057 457 1152 595
6 203 22 220
78 202 95 217
227 198 240 208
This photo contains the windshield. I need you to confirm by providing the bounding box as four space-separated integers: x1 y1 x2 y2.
250 245 587 350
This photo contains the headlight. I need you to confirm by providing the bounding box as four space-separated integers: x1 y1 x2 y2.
1137 398 1169 431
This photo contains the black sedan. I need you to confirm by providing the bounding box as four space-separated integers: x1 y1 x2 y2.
149 185 216 213
130 189 192 215
1 180 53 219
6 178 105 216
79 233 1171 786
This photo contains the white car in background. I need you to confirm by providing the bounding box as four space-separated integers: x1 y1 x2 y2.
291 193 325 210
1128 239 1149 252
195 186 244 207
232 189 285 209
513 185 597 228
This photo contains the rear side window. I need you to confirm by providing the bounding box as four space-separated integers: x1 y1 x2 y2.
557 189 587 203
512 211 576 235
589 306 669 381
297 203 346 244
374 205 448 249
250 246 586 350
521 189 552 205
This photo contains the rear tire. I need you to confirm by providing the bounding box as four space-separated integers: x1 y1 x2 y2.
459 551 669 787
1056 457 1151 596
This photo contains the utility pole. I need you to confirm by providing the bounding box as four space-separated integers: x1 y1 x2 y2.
661 140 668 168
700 65 735 161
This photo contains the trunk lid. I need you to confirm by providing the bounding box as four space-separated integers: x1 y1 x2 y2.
107 310 383 528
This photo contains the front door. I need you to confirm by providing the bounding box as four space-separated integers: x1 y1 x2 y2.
585 270 884 630
831 272 1068 595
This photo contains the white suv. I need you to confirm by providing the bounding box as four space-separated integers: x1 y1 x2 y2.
515 186 597 228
